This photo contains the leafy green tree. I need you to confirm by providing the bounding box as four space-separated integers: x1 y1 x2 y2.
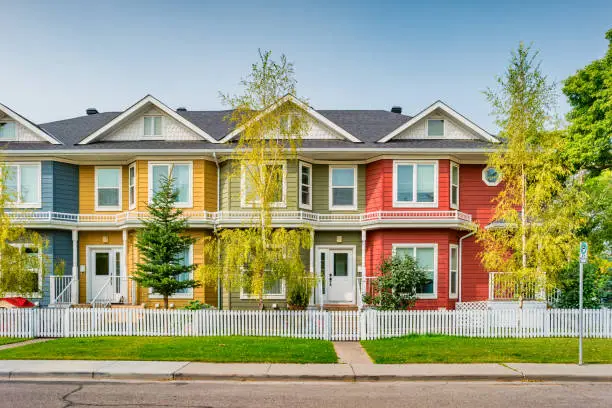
362 254 427 310
562 29 612 174
200 50 313 309
0 162 48 297
478 44 588 303
553 261 610 308
132 175 200 309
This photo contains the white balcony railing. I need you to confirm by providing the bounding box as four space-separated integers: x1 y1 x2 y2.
488 272 549 302
9 209 471 228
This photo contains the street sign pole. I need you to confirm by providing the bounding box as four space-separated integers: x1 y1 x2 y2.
578 241 588 366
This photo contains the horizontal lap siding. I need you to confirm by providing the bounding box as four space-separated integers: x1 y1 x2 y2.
365 160 384 211
79 166 128 214
78 231 124 303
312 164 365 213
366 229 458 310
53 162 79 213
459 164 502 301
40 161 53 212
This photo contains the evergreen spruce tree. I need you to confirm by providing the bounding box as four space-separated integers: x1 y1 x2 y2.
132 175 199 309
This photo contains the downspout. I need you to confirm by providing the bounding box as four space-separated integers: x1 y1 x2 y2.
458 231 475 303
213 152 222 310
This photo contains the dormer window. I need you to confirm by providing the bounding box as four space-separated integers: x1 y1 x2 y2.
143 116 162 138
0 121 16 141
427 119 444 137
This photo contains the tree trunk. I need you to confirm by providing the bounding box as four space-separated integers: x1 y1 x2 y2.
164 295 169 310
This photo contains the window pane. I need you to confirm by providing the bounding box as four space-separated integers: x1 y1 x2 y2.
428 119 444 136
144 117 152 135
301 186 310 206
396 164 413 202
416 164 435 202
172 164 189 203
332 168 354 187
0 122 16 140
20 165 39 203
98 188 119 206
129 166 135 184
333 253 348 277
269 165 283 203
484 167 500 184
95 253 110 276
97 168 120 188
451 186 458 206
152 165 168 195
332 187 354 206
451 165 459 185
395 247 413 259
153 117 162 135
450 271 457 294
264 279 283 295
129 186 135 205
301 165 310 185
416 247 435 294
5 166 18 197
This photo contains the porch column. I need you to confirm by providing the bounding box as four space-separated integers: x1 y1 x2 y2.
71 229 78 305
123 229 134 305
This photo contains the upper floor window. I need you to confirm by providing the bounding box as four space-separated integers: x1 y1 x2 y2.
95 167 122 211
149 162 192 207
299 162 312 210
0 122 16 141
450 162 459 209
128 163 136 209
241 162 286 208
427 119 444 137
393 244 437 298
329 165 357 211
4 163 41 208
393 161 437 207
482 166 501 186
143 116 162 138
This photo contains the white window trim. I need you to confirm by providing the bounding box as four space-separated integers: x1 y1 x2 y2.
329 165 358 211
149 245 194 299
95 166 122 211
449 244 459 299
3 162 42 209
426 118 446 137
128 162 137 210
450 162 459 210
392 160 438 208
482 166 502 186
299 161 312 210
142 115 163 139
7 243 43 298
240 278 287 300
148 161 193 208
240 161 287 208
0 121 17 141
392 243 438 299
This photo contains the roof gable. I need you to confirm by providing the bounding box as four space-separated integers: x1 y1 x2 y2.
377 101 498 143
0 103 62 144
78 95 216 144
219 94 361 143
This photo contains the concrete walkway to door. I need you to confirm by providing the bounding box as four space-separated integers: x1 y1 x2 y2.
333 342 373 364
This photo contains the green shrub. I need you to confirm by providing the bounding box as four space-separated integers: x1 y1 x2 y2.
183 300 215 310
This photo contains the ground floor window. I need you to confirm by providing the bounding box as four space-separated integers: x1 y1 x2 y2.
240 268 286 300
449 244 458 299
5 243 42 294
392 244 437 298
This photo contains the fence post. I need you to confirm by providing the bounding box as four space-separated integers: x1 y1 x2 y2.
29 309 36 338
64 307 70 338
359 310 367 341
324 311 332 341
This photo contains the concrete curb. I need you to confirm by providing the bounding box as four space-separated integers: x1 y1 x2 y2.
0 361 610 382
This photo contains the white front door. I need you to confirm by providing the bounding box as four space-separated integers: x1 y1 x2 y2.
319 248 354 303
89 247 124 302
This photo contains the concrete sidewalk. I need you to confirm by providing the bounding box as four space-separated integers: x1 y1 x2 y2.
0 360 610 382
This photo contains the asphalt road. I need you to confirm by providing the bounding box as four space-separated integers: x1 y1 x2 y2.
1 380 610 408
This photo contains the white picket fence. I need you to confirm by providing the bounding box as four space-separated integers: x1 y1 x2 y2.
0 308 610 341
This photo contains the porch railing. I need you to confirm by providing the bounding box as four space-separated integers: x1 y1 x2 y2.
90 276 131 308
49 276 76 306
488 272 549 302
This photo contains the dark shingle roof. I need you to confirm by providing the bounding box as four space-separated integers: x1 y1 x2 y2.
317 110 411 143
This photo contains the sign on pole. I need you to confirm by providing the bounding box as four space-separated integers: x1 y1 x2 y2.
578 241 587 365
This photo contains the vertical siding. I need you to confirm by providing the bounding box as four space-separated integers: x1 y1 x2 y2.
53 162 79 213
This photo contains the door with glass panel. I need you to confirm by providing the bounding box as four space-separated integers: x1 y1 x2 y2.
318 248 354 303
89 247 125 303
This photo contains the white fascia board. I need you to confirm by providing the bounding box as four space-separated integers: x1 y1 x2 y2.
219 94 361 143
0 102 62 144
377 100 499 143
78 95 217 144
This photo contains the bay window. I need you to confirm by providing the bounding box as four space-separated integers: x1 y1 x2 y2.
4 163 41 208
393 161 437 207
329 165 357 210
95 167 122 211
148 162 192 207
449 244 459 299
299 162 312 210
393 244 437 298
450 162 459 209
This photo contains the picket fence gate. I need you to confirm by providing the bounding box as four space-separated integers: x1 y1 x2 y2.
0 308 610 341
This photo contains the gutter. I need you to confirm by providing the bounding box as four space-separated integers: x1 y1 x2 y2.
458 230 476 303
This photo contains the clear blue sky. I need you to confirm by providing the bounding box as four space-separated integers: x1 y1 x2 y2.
1 0 610 132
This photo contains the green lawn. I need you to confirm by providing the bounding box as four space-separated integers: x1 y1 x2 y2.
361 335 612 364
0 336 337 363
0 337 29 346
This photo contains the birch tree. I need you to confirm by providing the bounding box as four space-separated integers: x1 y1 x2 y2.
199 50 313 309
477 44 587 304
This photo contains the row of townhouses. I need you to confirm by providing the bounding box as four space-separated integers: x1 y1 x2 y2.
0 94 507 310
